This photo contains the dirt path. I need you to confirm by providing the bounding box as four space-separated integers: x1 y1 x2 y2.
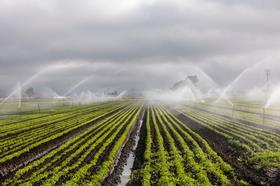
102 107 145 186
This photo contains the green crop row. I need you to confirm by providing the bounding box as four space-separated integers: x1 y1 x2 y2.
0 101 127 136
87 105 142 185
189 102 280 129
157 106 238 185
4 104 134 185
135 104 244 186
0 103 126 157
64 105 141 186
25 105 138 185
2 101 142 185
0 104 127 164
178 105 280 173
142 106 152 186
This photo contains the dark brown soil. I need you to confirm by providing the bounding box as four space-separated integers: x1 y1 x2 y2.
102 107 145 186
126 108 148 186
148 109 161 185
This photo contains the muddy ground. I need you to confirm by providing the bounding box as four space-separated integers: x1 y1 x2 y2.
103 107 145 186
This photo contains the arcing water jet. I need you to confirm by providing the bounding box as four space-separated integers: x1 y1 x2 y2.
63 76 92 96
1 62 81 105
265 85 280 109
17 82 22 109
214 62 263 106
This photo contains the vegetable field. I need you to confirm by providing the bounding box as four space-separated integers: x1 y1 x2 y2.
0 100 279 185
129 105 242 185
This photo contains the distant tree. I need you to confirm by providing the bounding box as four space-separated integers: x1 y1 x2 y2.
25 87 34 98
187 75 199 87
108 91 118 96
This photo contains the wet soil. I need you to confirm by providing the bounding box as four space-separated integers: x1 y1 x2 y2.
102 107 145 186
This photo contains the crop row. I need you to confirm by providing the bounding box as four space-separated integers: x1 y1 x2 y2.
0 100 127 134
0 102 130 166
0 102 126 151
135 104 244 185
2 102 143 185
0 101 92 125
177 106 280 172
190 102 280 130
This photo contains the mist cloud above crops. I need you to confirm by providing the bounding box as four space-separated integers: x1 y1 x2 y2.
0 0 280 94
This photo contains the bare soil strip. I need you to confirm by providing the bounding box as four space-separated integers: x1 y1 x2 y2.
125 108 148 186
102 107 145 186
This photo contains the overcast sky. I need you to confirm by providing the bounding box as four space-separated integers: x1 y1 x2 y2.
1 0 280 95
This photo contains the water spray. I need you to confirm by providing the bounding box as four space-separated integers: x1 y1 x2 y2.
264 69 272 109
215 62 263 106
262 107 266 125
63 76 92 96
1 62 81 105
17 82 22 111
1 71 44 105
37 104 41 112
117 90 127 98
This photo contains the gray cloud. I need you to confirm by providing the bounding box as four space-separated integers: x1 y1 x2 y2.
0 0 280 94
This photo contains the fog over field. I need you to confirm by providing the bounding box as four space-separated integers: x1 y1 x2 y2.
0 0 280 96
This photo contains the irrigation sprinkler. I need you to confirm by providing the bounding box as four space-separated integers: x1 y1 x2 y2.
37 104 41 112
232 104 235 118
265 69 271 93
262 107 265 125
17 106 22 113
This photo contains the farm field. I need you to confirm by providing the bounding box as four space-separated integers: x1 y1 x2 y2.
0 99 279 186
2 0 280 185
129 105 243 185
187 100 280 132
172 101 280 185
0 98 74 115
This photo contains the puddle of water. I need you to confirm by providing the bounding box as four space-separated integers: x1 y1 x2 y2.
119 119 143 186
